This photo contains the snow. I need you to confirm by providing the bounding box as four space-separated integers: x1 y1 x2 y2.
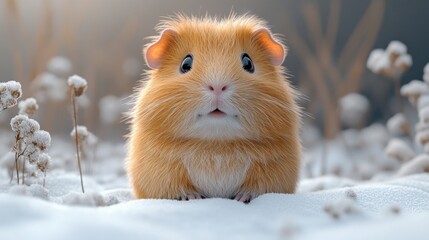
0 174 428 240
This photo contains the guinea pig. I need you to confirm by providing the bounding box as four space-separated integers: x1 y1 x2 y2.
127 14 302 203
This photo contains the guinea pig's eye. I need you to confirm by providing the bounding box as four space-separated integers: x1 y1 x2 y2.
241 53 254 73
180 54 193 73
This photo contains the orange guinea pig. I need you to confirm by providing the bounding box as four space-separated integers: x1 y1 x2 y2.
127 15 302 203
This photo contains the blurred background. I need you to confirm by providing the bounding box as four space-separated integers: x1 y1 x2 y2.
1 0 429 175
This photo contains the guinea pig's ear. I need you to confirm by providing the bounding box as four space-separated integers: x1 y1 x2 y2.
252 28 286 66
144 29 178 69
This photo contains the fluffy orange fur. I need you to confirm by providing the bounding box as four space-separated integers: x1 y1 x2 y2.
127 15 302 200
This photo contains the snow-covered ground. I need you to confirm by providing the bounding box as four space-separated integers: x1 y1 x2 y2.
0 173 428 240
0 134 428 239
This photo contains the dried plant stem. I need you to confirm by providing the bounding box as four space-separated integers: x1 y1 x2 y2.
14 153 19 184
21 158 25 185
71 91 85 193
14 134 21 184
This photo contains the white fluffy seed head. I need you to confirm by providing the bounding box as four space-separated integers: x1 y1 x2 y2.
32 72 67 102
339 93 370 128
416 128 429 146
18 98 39 116
47 56 72 77
387 113 409 136
400 80 429 105
397 154 429 176
87 132 98 146
394 54 412 71
24 119 41 136
419 106 429 124
10 114 29 132
367 49 389 74
386 40 407 56
10 115 40 137
385 138 416 162
32 130 51 151
415 121 429 132
417 94 429 111
0 81 22 110
37 153 51 172
28 151 40 164
367 41 411 79
67 75 87 97
70 125 89 140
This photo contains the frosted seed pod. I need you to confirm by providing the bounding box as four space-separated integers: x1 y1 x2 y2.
68 75 87 97
385 138 415 162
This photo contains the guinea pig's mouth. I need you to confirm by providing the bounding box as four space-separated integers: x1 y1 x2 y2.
209 108 226 117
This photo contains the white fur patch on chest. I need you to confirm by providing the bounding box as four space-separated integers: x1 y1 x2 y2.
182 154 250 198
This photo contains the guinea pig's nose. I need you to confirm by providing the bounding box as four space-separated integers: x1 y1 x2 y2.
208 84 228 95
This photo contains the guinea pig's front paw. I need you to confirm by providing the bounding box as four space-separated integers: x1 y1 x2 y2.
177 193 204 201
233 193 254 204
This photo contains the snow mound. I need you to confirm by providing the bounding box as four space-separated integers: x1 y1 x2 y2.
0 174 428 240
